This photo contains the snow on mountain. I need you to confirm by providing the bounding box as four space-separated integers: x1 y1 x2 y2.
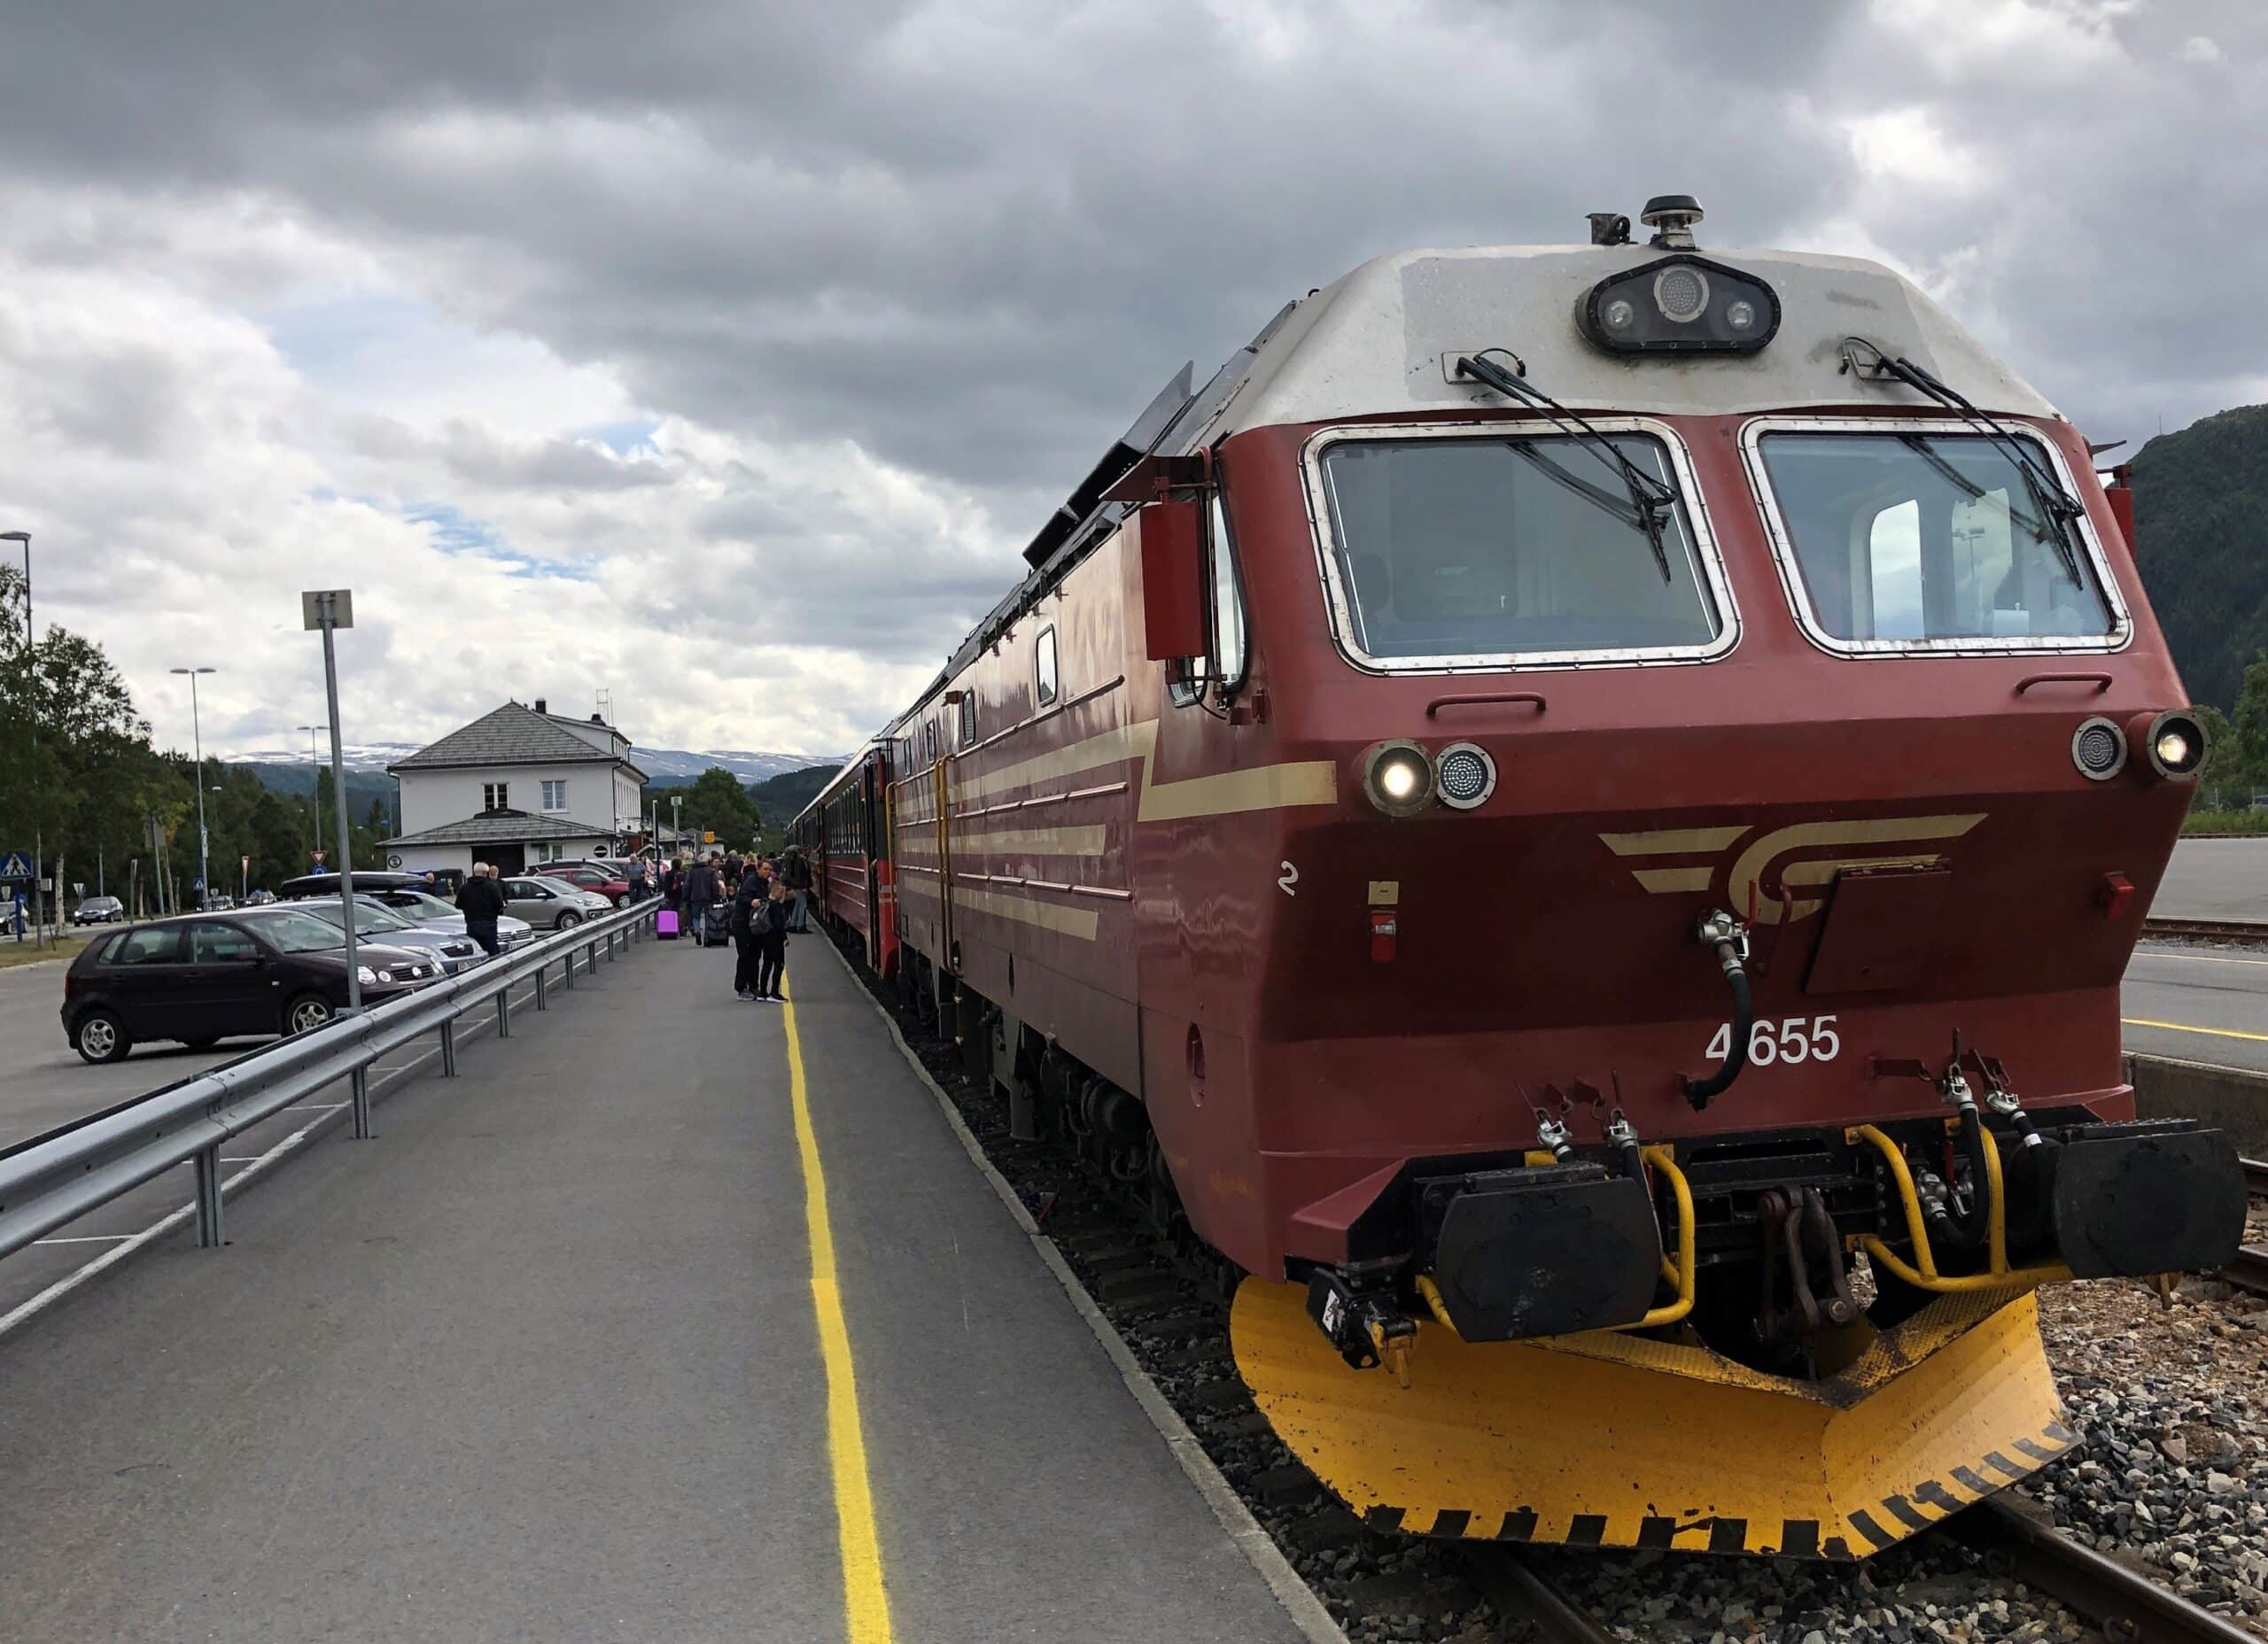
226 741 841 784
631 748 846 784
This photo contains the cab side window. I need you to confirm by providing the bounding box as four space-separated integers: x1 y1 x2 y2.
1036 626 1059 707
1170 486 1250 705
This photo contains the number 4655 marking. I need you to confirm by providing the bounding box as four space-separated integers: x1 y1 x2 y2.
1705 1014 1840 1067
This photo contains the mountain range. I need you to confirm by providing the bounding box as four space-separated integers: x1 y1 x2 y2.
225 742 843 784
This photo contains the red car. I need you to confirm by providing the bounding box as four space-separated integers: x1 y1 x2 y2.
543 862 630 906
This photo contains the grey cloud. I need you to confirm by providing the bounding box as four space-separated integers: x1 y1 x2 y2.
3 0 2263 752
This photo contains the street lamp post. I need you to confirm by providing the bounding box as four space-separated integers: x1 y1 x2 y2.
0 531 26 643
299 723 328 865
171 667 216 910
4 532 35 945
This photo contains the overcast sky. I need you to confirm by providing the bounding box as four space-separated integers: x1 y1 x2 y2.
1 0 2260 762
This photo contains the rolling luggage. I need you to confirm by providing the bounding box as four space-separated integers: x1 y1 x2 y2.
656 908 680 940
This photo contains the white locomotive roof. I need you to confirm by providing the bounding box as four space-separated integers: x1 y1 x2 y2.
1199 243 2060 437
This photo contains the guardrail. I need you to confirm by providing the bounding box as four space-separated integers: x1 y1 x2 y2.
0 900 656 1258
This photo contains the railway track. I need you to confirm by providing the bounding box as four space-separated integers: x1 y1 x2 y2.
844 927 2268 1644
2142 915 2268 943
1940 1498 2262 1644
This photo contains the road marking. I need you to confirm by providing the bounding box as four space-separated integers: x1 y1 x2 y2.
780 982 896 1644
2123 1016 2268 1044
0 980 544 1344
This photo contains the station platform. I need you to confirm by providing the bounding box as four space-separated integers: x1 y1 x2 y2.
0 928 1318 1642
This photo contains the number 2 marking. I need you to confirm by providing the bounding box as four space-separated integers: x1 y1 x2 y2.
1278 862 1299 896
1705 1013 1840 1067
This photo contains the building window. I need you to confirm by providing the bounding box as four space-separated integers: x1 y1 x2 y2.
535 841 563 864
541 779 568 811
1036 626 1059 706
483 782 509 811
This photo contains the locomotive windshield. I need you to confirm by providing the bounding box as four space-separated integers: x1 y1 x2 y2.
1753 429 2119 649
1315 431 1724 664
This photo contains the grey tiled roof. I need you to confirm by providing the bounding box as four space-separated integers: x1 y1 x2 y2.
382 810 602 848
388 702 637 772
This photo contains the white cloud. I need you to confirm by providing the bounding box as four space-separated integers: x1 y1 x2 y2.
2178 35 2225 63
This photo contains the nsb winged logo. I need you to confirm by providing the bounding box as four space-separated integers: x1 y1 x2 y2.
1600 816 1987 925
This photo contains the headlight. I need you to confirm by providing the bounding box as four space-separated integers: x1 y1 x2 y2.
1361 741 1435 818
356 965 377 985
377 969 395 983
2145 710 2207 780
1433 742 1498 810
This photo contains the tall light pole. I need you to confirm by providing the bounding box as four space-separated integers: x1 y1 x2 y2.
0 531 26 643
4 531 35 945
299 723 328 865
171 666 216 909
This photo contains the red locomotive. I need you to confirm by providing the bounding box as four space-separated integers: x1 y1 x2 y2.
794 195 2247 1559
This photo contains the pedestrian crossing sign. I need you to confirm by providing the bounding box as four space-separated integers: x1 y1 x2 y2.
0 852 30 880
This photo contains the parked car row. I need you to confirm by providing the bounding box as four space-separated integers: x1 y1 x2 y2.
60 906 445 1064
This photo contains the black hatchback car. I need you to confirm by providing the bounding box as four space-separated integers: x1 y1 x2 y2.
60 906 440 1064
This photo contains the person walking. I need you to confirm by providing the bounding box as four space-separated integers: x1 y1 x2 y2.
683 853 721 949
457 860 505 956
754 880 792 1001
729 866 765 999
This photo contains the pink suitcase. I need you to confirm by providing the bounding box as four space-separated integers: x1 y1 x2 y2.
656 909 680 939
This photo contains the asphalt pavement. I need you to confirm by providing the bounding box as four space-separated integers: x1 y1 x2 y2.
2149 835 2268 922
0 925 1310 1642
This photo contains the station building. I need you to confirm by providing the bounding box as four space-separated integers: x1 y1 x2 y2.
379 699 648 878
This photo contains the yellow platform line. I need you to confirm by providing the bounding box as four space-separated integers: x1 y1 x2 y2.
783 983 897 1644
2123 1015 2268 1044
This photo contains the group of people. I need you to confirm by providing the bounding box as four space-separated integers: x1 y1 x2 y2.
656 846 815 1004
454 861 509 955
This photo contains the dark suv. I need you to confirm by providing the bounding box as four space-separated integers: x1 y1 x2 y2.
60 907 439 1064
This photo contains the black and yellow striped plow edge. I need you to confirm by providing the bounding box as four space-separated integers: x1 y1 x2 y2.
1230 1278 2070 1560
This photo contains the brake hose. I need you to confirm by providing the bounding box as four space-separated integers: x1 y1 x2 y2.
1681 911 1751 1111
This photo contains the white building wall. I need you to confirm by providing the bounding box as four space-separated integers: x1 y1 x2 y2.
388 842 473 878
396 763 628 835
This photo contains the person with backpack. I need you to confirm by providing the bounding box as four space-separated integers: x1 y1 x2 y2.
753 880 793 1002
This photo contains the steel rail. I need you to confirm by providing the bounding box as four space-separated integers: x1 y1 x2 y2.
2228 1245 2268 1298
1456 1547 1619 1644
2242 1158 2268 1198
0 901 655 1258
2140 916 2268 944
1942 1497 2260 1644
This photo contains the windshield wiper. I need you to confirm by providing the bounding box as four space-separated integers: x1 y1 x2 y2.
1456 353 1674 583
1844 338 2085 585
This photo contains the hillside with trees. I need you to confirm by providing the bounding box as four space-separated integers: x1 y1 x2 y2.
2132 405 2268 717
0 564 394 917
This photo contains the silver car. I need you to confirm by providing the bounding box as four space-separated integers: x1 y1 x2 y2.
499 875 610 930
370 888 533 952
285 895 486 974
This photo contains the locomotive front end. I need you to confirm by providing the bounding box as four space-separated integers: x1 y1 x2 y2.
1197 206 2249 1557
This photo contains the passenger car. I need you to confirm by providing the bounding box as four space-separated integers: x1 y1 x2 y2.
60 908 438 1063
364 886 533 950
499 875 610 929
538 862 630 905
282 894 485 973
70 896 126 926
